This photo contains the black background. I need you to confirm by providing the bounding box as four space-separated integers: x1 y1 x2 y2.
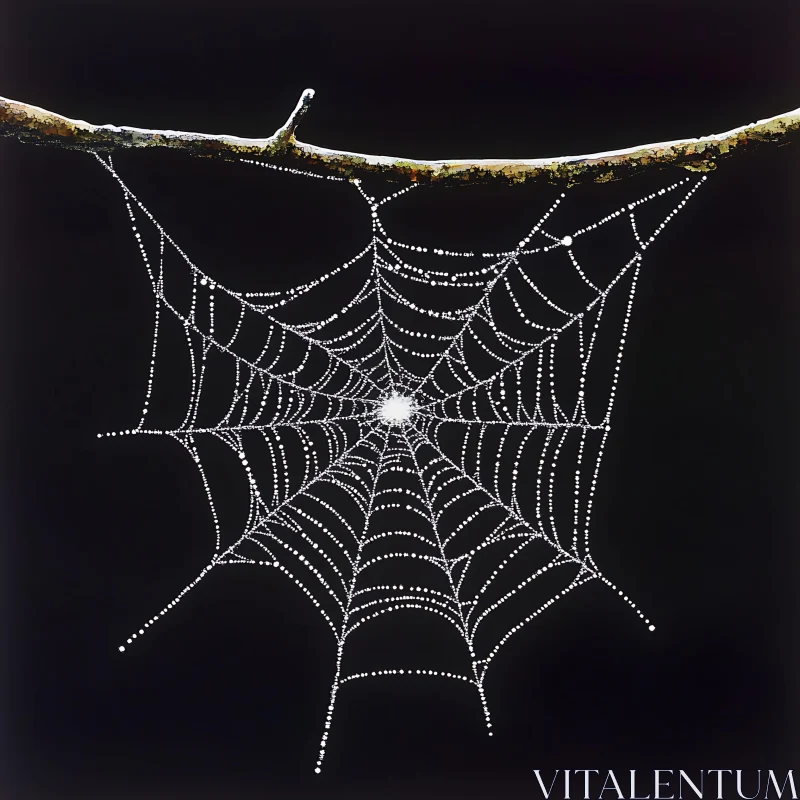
2 1 799 798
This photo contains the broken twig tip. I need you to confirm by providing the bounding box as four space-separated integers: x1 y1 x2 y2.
275 88 315 142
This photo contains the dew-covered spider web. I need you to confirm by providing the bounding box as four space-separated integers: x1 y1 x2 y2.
93 152 707 772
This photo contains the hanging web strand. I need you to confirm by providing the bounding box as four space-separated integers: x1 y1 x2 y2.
93 151 708 771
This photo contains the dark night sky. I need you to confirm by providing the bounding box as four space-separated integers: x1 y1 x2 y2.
1 1 799 798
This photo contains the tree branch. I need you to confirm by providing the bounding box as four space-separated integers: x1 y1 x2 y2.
1 88 798 187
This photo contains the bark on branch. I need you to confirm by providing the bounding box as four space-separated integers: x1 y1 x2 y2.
1 89 798 187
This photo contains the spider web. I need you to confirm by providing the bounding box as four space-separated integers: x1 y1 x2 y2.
93 153 707 772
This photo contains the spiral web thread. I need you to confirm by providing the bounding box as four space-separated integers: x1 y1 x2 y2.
92 153 707 771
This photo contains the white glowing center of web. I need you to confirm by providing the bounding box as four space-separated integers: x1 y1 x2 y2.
377 392 416 425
